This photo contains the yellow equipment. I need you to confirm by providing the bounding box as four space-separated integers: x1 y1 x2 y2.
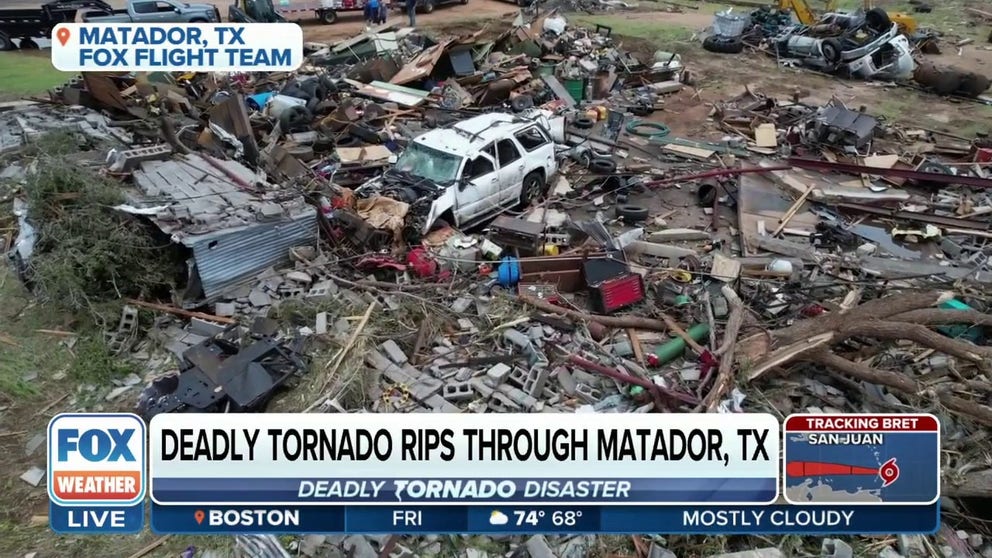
775 0 836 26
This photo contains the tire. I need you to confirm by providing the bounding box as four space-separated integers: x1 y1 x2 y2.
19 38 38 49
511 95 533 112
320 9 337 23
865 8 891 32
590 158 616 174
421 0 435 13
336 135 360 147
616 204 648 223
820 39 842 64
460 0 468 5
0 33 11 51
703 35 744 54
279 105 312 131
518 171 544 206
574 116 595 129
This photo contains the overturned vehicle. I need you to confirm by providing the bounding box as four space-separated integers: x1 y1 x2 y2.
351 110 567 242
773 10 914 81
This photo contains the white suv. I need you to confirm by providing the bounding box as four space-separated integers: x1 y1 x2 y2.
357 111 562 234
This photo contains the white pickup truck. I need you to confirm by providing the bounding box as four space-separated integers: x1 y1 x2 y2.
357 111 565 235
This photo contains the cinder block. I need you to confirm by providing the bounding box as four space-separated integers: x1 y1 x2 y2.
442 381 474 402
485 363 512 386
380 339 409 365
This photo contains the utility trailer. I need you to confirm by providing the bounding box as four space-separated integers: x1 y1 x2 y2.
230 0 361 24
0 0 112 50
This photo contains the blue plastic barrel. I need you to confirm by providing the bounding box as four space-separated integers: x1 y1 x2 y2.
497 257 520 287
246 92 275 111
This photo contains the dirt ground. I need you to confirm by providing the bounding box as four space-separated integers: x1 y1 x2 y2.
1 2 992 557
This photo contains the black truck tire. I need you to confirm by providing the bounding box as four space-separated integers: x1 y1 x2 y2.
590 158 617 174
616 205 649 223
865 8 891 32
320 9 337 23
420 0 435 13
574 115 595 129
820 39 842 64
703 35 744 54
0 32 12 51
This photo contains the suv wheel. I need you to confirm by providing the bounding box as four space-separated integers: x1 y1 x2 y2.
519 171 544 207
421 0 435 13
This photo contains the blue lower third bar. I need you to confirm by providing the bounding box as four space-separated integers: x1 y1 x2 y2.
50 502 144 534
150 504 939 534
151 477 777 504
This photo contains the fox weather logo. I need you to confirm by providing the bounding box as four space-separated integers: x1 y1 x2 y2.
48 413 146 507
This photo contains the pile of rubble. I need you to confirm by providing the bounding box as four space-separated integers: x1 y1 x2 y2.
4 7 992 558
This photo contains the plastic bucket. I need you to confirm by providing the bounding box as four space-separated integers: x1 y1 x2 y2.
539 62 556 77
713 10 750 38
246 92 275 111
563 79 585 102
497 257 521 287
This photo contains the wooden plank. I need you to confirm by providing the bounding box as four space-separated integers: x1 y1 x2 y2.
662 144 714 159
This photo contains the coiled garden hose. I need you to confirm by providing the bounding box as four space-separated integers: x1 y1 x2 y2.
625 120 670 138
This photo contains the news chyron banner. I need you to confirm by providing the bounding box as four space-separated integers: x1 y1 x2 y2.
50 23 304 72
48 413 146 534
145 413 937 535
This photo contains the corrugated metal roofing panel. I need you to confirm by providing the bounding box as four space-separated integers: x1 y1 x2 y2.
188 207 318 300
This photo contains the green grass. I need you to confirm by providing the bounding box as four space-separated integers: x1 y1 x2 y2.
0 268 74 399
0 52 73 100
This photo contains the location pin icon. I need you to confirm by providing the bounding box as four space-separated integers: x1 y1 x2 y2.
194 510 205 525
55 27 70 46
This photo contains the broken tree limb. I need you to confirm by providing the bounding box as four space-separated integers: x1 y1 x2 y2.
770 291 952 344
809 350 992 427
745 333 835 382
841 321 992 364
698 286 745 412
125 299 236 325
943 469 992 498
518 294 669 332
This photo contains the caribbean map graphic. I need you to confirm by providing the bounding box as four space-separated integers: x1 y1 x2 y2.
784 432 939 504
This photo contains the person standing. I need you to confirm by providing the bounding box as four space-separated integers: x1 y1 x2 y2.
405 0 416 27
364 0 380 27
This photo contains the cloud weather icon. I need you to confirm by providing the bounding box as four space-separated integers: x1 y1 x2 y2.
489 510 509 525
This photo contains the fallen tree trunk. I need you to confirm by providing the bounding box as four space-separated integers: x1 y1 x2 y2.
771 291 953 344
943 469 992 498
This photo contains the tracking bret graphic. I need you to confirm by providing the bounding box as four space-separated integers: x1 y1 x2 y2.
782 413 940 506
48 413 147 508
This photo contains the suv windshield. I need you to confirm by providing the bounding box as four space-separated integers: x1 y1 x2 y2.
393 143 462 184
